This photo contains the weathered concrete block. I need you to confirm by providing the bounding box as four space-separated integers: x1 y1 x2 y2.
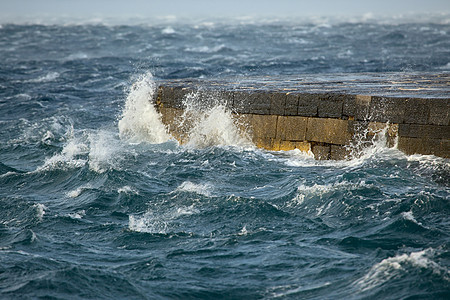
306 118 353 145
270 92 286 115
318 93 344 118
297 93 319 116
276 116 308 141
330 145 351 160
312 144 331 160
343 95 371 120
369 96 405 123
398 137 450 158
428 99 450 126
250 114 278 139
398 124 450 140
404 98 429 125
285 93 299 116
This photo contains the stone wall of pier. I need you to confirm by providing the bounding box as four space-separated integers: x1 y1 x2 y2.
153 85 449 159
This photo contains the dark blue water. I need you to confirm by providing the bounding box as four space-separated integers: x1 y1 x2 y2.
1 18 449 299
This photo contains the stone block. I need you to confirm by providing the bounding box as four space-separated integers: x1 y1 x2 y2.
312 144 330 160
369 96 405 123
159 86 190 109
159 107 186 142
232 91 252 114
398 124 450 140
284 93 299 116
254 137 275 150
248 93 271 115
343 95 371 120
270 92 286 115
398 137 450 158
276 116 308 141
318 93 344 118
296 93 319 117
330 145 351 160
216 91 234 111
278 140 297 151
250 114 278 139
233 113 253 137
276 140 310 152
306 118 353 145
367 122 398 137
404 98 429 125
428 99 450 126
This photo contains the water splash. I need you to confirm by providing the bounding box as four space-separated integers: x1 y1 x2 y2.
345 121 399 161
118 72 171 144
174 91 253 148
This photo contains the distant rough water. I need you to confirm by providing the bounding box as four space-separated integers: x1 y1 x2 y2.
0 17 449 299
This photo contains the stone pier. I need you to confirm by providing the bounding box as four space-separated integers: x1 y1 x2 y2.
152 73 449 159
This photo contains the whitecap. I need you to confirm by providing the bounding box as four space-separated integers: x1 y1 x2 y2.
29 72 60 83
68 210 86 219
34 203 47 221
88 130 123 173
175 181 212 197
118 186 139 194
129 205 199 234
354 248 449 291
401 211 422 226
67 52 89 60
185 44 230 53
66 184 92 198
162 26 175 34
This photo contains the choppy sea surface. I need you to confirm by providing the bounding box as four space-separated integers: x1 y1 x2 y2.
1 16 449 299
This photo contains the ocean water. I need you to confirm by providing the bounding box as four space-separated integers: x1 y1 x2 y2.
1 17 450 299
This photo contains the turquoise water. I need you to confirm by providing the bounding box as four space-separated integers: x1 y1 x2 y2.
1 19 449 299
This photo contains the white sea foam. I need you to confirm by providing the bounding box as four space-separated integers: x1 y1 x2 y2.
287 180 373 211
176 181 212 197
29 72 60 83
88 130 123 173
238 225 248 236
68 210 86 219
35 126 128 173
34 203 47 221
118 72 171 144
401 211 422 225
162 26 175 34
354 249 449 291
129 205 199 234
67 52 89 60
66 184 92 198
185 44 229 53
118 186 139 194
36 140 87 172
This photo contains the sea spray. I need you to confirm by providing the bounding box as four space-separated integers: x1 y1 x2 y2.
345 121 398 160
118 72 171 144
161 89 253 148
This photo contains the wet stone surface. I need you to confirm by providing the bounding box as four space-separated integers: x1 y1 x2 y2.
156 72 450 98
